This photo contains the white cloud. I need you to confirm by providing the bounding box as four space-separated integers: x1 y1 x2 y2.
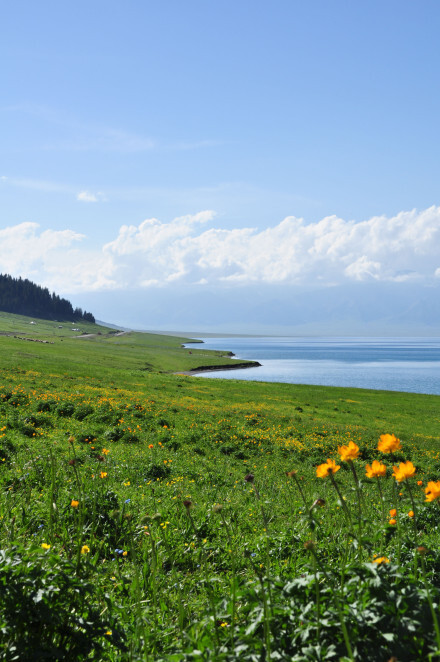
77 190 106 203
0 223 115 293
344 256 382 281
0 223 83 271
77 191 98 203
101 206 440 289
2 206 440 294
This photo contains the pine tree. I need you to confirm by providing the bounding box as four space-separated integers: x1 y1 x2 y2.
0 274 95 323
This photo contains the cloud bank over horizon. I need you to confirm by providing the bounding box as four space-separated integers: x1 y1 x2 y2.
1 205 440 296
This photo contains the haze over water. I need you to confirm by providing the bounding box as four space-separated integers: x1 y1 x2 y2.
188 337 440 395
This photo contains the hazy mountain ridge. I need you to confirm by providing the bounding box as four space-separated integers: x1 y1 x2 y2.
74 283 440 336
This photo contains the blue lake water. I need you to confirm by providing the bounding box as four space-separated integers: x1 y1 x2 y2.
186 337 440 395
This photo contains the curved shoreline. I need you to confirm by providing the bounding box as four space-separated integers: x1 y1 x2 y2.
176 360 262 376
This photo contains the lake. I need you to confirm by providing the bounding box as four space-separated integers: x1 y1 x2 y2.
186 337 440 395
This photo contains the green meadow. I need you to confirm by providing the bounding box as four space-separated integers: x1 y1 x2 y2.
1 312 440 661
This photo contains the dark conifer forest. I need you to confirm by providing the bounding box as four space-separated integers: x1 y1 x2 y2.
0 274 95 323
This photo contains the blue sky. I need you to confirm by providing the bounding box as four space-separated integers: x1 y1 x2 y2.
2 1 440 332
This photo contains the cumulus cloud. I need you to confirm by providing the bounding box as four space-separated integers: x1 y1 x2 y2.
0 223 83 272
0 222 115 293
102 205 440 288
2 207 440 294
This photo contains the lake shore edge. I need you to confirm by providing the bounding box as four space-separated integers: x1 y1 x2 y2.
176 360 262 376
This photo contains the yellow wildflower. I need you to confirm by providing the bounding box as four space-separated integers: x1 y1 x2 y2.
365 460 387 478
378 434 401 453
338 441 360 462
373 556 390 564
392 461 416 483
81 545 90 554
41 543 51 550
425 480 440 502
316 459 340 478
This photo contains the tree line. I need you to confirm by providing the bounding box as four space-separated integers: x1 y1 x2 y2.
0 274 95 323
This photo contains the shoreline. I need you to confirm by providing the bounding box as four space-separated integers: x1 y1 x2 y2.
176 360 262 376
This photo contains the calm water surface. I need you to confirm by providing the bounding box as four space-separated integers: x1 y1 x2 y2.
186 337 440 395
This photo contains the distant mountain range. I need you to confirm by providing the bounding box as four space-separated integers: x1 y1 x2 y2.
75 282 440 336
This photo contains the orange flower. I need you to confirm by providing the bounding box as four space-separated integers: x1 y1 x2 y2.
378 434 401 453
392 461 416 483
365 460 387 478
425 480 440 502
389 518 396 526
70 499 79 508
316 459 340 478
417 480 423 486
100 471 108 479
338 441 360 462
373 556 390 564
389 509 397 517
148 444 154 449
408 510 414 518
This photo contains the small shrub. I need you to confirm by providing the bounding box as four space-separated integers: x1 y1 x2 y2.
144 463 172 480
56 402 75 418
36 400 57 413
76 433 97 444
74 404 94 421
103 427 124 442
0 439 17 464
24 414 53 429
220 445 235 456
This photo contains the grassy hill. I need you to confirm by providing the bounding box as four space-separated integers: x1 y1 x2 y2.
0 311 259 378
1 311 440 660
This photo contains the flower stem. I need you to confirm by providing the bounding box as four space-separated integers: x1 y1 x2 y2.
405 480 418 537
348 461 363 541
392 480 402 565
405 480 418 570
376 477 386 553
292 473 308 510
329 472 352 529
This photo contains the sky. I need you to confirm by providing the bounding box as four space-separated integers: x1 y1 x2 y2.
2 1 440 333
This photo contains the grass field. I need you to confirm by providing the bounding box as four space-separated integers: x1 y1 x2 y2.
1 312 440 661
